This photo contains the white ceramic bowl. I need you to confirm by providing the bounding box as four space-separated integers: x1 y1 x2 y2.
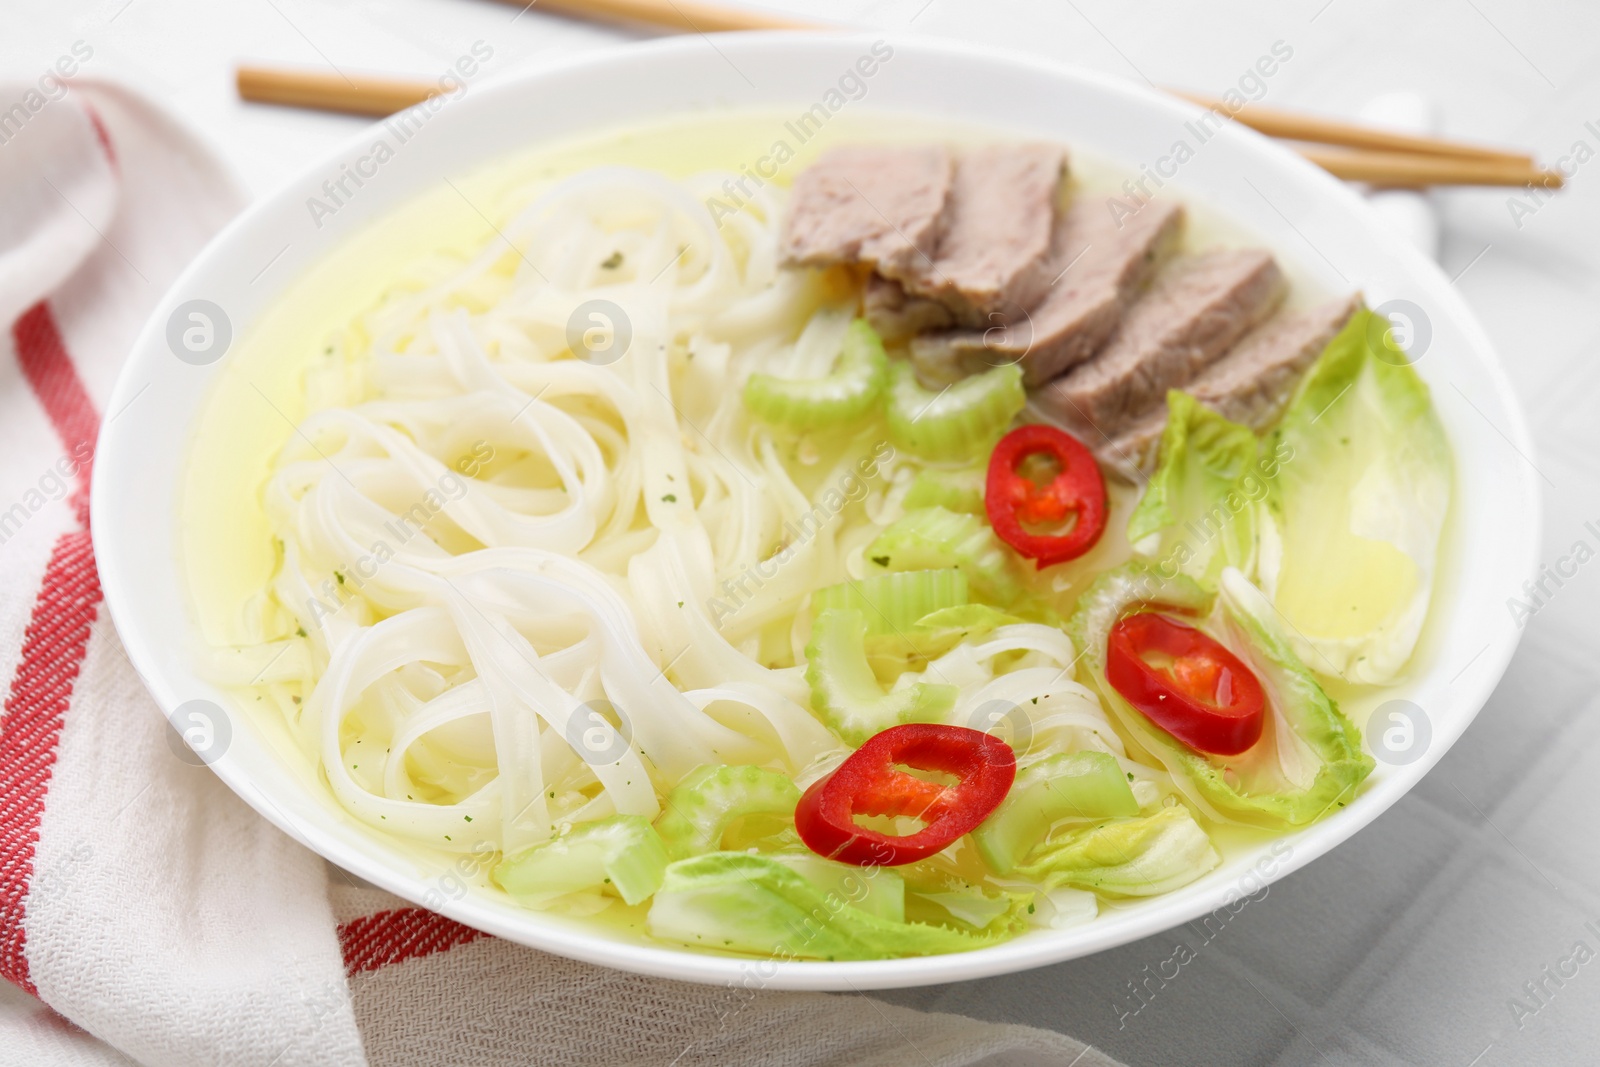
92 32 1539 990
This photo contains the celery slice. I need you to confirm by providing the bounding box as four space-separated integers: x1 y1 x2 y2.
973 752 1141 874
811 569 969 635
743 318 888 429
863 603 1026 677
865 506 1022 605
904 464 987 514
805 607 959 745
653 764 800 861
885 360 1024 461
493 815 668 906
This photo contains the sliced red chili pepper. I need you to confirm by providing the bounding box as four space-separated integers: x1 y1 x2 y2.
1106 612 1265 756
795 724 1015 867
984 424 1107 568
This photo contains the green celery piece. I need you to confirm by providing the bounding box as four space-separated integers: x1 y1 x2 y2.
1068 562 1373 829
743 318 889 430
805 607 958 746
904 464 987 514
906 603 1023 635
1013 806 1219 897
973 752 1141 875
1262 308 1452 684
768 852 906 923
1127 390 1261 589
493 814 668 906
645 852 1029 960
811 569 969 635
653 765 800 861
862 603 1024 677
865 506 1022 605
885 360 1024 461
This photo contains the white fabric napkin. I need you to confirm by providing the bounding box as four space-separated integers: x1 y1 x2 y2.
0 80 1114 1067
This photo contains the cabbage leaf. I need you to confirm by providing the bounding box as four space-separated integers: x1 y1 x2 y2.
1127 390 1263 589
1259 308 1451 683
1069 563 1373 829
646 852 1030 959
1013 806 1219 897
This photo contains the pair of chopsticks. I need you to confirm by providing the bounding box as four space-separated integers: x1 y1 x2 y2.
235 0 1561 190
1164 90 1551 188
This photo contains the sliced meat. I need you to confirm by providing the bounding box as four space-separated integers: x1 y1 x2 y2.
1100 293 1362 475
1034 249 1287 443
889 143 1068 320
864 273 956 343
909 198 1184 386
780 145 952 277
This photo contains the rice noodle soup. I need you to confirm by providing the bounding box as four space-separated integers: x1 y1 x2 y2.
183 110 1451 960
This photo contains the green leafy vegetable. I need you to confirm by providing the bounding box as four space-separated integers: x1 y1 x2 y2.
493 815 668 906
1260 308 1451 683
1013 807 1219 897
1127 390 1261 588
1069 563 1373 829
646 852 1029 959
769 852 906 922
900 869 1031 930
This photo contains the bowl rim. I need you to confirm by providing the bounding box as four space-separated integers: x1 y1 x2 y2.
92 29 1541 991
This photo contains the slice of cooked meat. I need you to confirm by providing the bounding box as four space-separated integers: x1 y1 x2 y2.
1034 248 1286 443
780 145 951 276
863 274 956 343
909 198 1184 386
1100 293 1362 475
889 143 1068 320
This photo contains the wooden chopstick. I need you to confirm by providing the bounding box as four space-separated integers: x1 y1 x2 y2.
515 0 812 32
1300 146 1560 188
1171 91 1534 165
236 66 442 118
234 65 1562 188
475 0 1543 170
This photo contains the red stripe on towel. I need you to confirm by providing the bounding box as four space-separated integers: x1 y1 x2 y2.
11 304 97 515
0 303 104 995
0 531 101 994
337 909 489 976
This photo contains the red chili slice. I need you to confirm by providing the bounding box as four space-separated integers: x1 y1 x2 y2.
984 424 1107 568
795 724 1016 867
1106 612 1266 756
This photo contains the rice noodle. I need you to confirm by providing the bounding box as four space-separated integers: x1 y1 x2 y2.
215 166 1128 860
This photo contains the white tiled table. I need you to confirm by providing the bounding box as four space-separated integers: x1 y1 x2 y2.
7 1 1599 1063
